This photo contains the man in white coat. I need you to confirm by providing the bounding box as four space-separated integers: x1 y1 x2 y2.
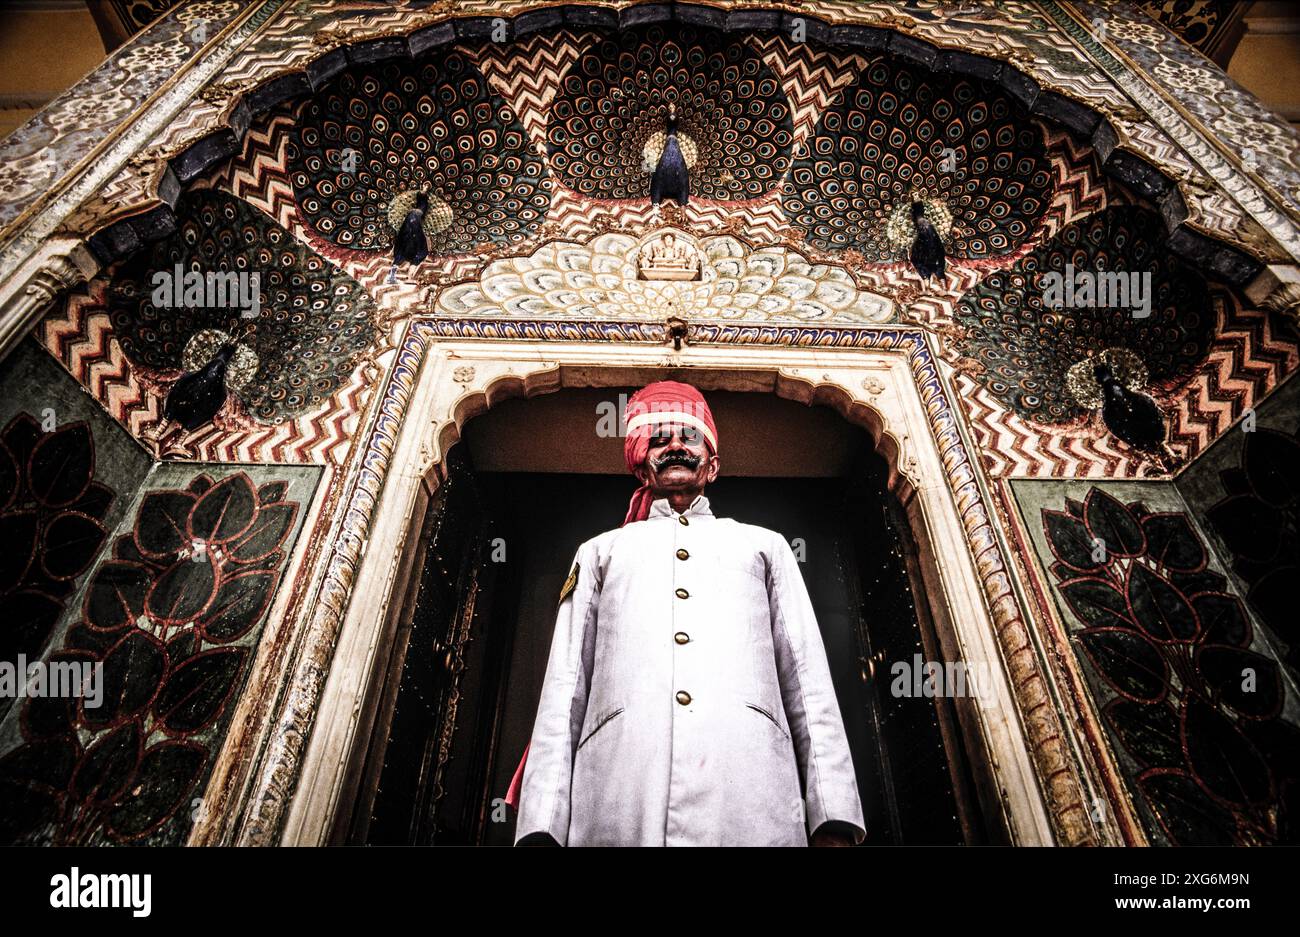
508 380 866 846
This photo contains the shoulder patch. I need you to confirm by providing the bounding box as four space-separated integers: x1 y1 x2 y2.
559 561 579 606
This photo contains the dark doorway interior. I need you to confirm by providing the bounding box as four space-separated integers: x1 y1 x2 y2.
360 441 990 846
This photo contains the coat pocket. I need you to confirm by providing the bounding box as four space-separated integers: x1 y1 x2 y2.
745 701 790 741
577 705 625 750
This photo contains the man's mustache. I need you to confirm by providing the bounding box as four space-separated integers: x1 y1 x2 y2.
652 450 701 470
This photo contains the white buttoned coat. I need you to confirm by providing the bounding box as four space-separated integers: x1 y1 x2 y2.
514 493 867 846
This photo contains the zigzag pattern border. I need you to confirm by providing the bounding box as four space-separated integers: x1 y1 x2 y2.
1164 293 1297 456
207 109 301 233
41 285 161 439
746 32 867 159
40 282 375 466
469 30 598 155
957 289 1298 478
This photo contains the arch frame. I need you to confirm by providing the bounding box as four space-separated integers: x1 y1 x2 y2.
251 321 1112 848
8 0 1269 848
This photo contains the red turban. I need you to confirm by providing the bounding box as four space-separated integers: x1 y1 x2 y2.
505 381 718 814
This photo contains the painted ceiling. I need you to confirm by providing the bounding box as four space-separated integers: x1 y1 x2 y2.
288 50 550 256
107 189 376 425
37 12 1298 479
782 51 1052 261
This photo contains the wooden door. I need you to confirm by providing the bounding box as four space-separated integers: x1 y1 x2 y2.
362 448 989 844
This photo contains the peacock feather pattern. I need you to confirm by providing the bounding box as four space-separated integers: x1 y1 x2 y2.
547 24 794 202
953 206 1214 423
783 53 1053 261
287 51 549 255
107 190 376 424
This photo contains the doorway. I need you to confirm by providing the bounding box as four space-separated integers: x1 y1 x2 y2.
354 388 995 845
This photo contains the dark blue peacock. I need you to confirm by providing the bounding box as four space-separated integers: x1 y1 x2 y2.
784 53 1053 268
288 51 548 262
650 104 690 210
108 190 376 428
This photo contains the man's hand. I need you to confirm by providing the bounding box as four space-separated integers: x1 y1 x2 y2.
810 820 859 847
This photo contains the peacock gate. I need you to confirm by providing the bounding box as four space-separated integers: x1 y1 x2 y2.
0 0 1296 849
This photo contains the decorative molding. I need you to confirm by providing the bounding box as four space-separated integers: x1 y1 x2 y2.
1051 1 1299 267
1246 264 1300 330
0 237 98 364
429 227 894 326
260 322 1109 848
0 0 284 363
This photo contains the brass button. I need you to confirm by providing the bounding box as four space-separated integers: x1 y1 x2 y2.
678 515 689 526
676 690 692 705
675 587 689 599
674 632 690 645
676 548 689 560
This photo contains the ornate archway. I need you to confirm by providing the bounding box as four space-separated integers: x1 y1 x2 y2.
278 336 1065 846
0 2 1296 849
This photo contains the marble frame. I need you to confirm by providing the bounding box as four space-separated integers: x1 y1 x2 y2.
275 327 1092 847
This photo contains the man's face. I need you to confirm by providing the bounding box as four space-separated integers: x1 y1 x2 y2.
634 422 719 495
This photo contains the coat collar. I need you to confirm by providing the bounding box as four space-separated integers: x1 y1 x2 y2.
648 492 713 519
